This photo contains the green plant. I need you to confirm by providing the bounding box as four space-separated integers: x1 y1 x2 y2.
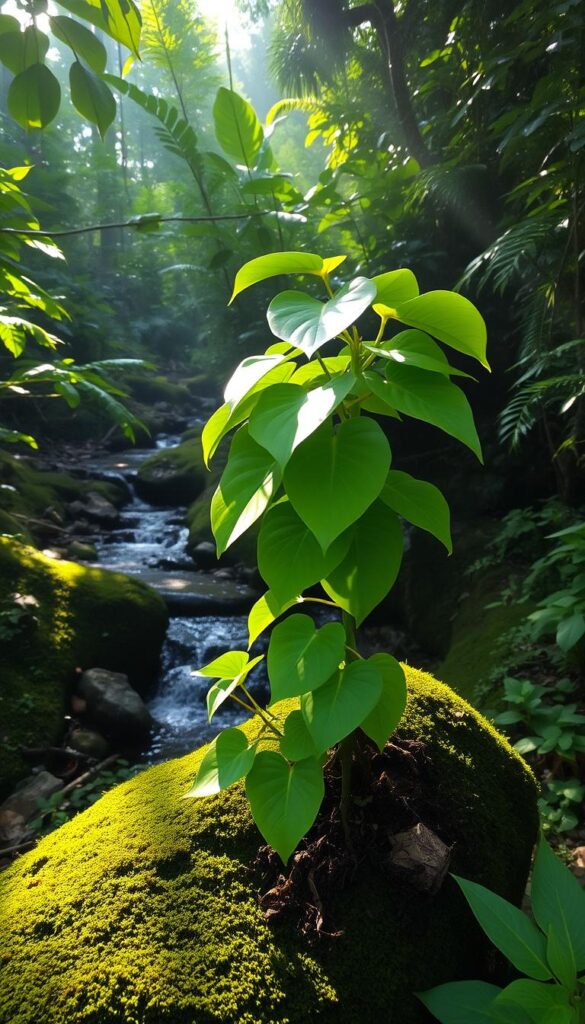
494 675 585 763
419 835 585 1023
526 523 585 655
185 249 487 861
0 592 38 641
29 760 137 837
539 779 585 834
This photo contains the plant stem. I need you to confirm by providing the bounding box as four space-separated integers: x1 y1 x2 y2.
340 611 359 843
239 685 284 738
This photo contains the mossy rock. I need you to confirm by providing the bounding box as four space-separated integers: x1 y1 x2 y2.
0 668 538 1024
0 539 168 797
122 373 191 408
135 437 207 505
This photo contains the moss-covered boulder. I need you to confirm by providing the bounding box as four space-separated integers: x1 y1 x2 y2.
0 540 168 796
135 437 207 505
0 668 538 1023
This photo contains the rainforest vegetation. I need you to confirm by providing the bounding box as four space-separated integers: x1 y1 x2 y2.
0 1 584 1022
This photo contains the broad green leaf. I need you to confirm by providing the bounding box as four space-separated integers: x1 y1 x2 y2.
230 251 333 302
245 751 324 861
546 923 576 990
367 329 472 378
392 290 489 369
453 876 552 980
556 611 585 652
532 836 585 972
322 500 403 625
193 650 249 679
361 370 404 416
0 15 19 35
248 375 355 469
100 0 142 58
418 982 511 1024
301 661 383 753
202 362 295 466
372 268 419 306
267 277 376 357
290 355 350 386
360 653 407 751
0 26 48 74
50 16 107 72
284 418 391 551
224 354 285 408
211 429 281 556
267 614 345 702
205 655 264 720
280 710 317 761
185 728 256 797
69 61 116 138
381 363 483 461
495 980 574 1024
213 86 263 167
8 63 61 129
380 469 452 553
248 590 297 647
257 500 351 603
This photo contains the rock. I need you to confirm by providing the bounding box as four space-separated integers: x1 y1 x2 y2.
0 668 538 1024
67 728 110 760
78 668 152 741
68 491 119 527
135 569 258 615
186 486 258 569
389 823 451 894
0 539 167 798
66 540 97 562
0 771 61 845
135 437 207 505
191 541 217 569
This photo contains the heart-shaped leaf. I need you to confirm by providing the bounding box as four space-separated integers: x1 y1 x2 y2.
224 354 286 408
267 276 376 357
380 469 452 553
257 500 351 602
204 655 264 720
211 428 281 555
248 590 297 647
245 751 324 861
230 251 338 302
322 500 403 626
360 653 407 751
301 660 383 753
392 291 489 369
194 650 249 679
284 418 391 551
381 363 483 461
280 710 317 761
372 268 419 306
248 375 355 469
185 728 256 797
267 614 346 701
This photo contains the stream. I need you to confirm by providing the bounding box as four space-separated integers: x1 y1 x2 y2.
78 429 256 763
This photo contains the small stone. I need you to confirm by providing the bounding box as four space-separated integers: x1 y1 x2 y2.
67 540 97 562
78 667 152 741
68 728 110 760
0 809 27 846
0 771 62 844
389 822 451 894
192 541 217 569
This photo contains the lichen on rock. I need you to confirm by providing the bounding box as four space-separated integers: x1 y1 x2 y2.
0 668 538 1024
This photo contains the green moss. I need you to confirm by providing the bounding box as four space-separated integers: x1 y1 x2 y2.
0 668 538 1024
136 436 207 505
440 566 533 705
123 373 191 407
0 539 168 797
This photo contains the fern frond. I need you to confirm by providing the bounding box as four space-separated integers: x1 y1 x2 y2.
266 96 321 126
458 215 565 295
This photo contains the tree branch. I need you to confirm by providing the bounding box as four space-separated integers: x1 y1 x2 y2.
0 211 271 241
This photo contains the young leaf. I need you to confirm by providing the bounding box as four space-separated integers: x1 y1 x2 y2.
418 981 510 1024
193 650 249 679
230 251 331 302
301 661 383 753
247 590 297 647
69 61 116 139
205 655 264 720
267 277 376 357
8 63 61 129
392 291 489 369
280 710 317 761
284 418 391 551
257 500 351 603
380 469 452 553
453 876 552 981
532 836 585 972
360 653 407 751
245 751 324 862
211 428 281 555
185 728 256 797
372 268 419 306
267 614 346 702
381 363 483 461
367 329 472 378
494 979 575 1024
224 354 285 409
321 500 403 625
213 86 264 167
248 375 355 469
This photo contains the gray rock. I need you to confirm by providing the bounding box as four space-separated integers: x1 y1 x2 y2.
69 491 119 527
0 771 61 845
67 540 97 562
192 541 217 569
78 667 152 740
68 727 111 760
135 569 258 616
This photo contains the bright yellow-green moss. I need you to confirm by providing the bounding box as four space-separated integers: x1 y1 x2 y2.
0 539 168 797
136 435 207 505
0 668 538 1024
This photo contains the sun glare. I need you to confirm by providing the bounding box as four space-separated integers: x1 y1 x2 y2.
196 0 252 51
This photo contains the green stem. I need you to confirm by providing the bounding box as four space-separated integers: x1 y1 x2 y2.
340 611 359 843
239 684 283 738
